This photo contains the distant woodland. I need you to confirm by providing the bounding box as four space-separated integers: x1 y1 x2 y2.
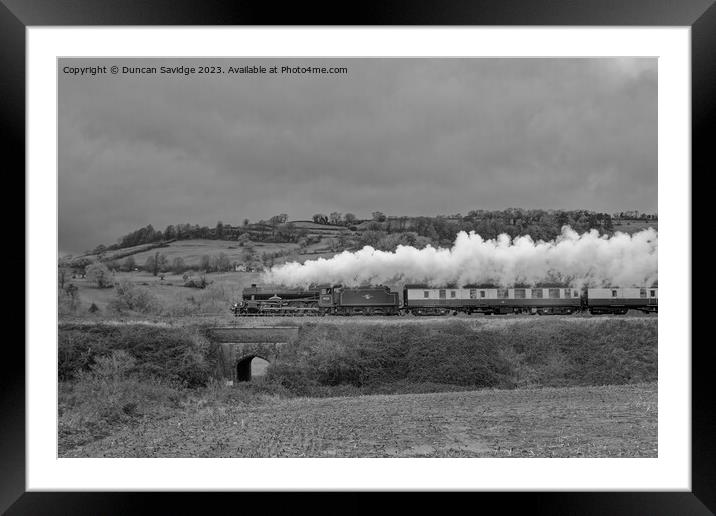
90 208 656 254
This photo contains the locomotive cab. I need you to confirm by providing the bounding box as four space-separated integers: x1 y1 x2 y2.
319 286 335 309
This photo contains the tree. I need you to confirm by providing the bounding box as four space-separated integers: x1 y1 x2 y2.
164 225 176 240
62 283 80 312
199 254 211 272
143 252 167 276
268 214 287 240
270 214 288 225
243 218 250 227
329 212 342 225
122 255 136 272
237 232 251 246
104 260 120 272
281 222 297 242
603 214 614 233
372 211 387 222
344 213 357 226
312 213 328 224
171 256 186 274
85 262 112 288
58 267 68 289
143 255 155 273
212 253 231 272
243 244 256 265
215 221 224 239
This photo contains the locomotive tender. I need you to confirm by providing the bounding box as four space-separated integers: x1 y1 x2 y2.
231 283 657 316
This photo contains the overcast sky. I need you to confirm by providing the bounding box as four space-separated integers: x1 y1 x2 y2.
59 58 656 254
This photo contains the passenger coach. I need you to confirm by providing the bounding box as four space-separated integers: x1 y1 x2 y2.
586 287 658 314
403 284 581 315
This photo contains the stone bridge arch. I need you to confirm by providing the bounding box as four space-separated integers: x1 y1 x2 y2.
206 327 298 382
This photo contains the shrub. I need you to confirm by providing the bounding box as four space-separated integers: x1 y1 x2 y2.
59 350 185 448
58 324 216 387
85 262 113 288
262 319 657 394
266 321 511 391
58 285 82 315
264 363 318 394
109 279 162 314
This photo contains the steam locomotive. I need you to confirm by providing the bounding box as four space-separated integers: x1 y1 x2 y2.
231 283 658 316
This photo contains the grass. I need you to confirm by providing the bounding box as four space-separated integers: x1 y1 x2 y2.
128 239 301 267
613 221 658 234
60 270 261 316
58 351 186 449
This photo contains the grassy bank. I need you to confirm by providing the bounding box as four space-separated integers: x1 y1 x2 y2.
266 318 657 393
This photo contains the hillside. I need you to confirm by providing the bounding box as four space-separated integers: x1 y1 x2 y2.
64 210 657 274
612 220 658 234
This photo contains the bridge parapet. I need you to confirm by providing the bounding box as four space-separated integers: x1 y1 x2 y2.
207 327 299 381
207 326 299 343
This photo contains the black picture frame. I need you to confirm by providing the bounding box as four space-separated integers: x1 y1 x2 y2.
4 0 710 513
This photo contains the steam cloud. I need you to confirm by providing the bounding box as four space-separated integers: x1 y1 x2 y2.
262 226 658 288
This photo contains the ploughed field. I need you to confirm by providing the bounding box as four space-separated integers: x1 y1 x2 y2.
61 383 657 458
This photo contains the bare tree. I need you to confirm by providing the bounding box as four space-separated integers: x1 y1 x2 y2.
58 267 68 289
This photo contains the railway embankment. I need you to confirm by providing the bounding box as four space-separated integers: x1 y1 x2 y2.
59 316 656 393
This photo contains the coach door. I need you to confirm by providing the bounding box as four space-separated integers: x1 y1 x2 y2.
439 289 446 305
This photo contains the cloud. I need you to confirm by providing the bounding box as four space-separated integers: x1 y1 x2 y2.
59 58 657 254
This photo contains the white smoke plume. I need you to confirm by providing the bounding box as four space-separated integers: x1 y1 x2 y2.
262 226 658 288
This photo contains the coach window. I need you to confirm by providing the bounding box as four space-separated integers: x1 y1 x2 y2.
640 288 647 298
650 290 656 297
531 288 543 299
470 289 476 299
548 288 560 299
564 289 571 298
497 289 508 299
450 290 456 298
612 289 618 297
439 289 446 299
424 291 429 298
514 288 525 299
480 291 485 298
